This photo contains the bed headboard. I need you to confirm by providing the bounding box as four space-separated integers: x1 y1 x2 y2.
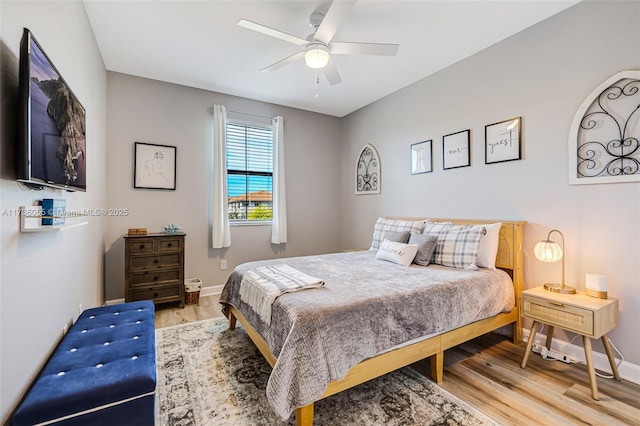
387 217 526 341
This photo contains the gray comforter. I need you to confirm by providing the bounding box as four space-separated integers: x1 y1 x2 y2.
219 250 514 420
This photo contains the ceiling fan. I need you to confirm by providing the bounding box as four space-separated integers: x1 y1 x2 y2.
237 0 399 86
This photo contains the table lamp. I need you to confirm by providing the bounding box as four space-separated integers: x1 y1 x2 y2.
533 229 576 294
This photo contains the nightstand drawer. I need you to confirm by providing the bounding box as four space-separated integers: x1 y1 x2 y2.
523 296 594 336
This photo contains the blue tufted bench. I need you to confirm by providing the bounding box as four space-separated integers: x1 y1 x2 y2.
13 301 156 426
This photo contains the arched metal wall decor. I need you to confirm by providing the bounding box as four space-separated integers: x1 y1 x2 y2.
569 70 640 185
355 144 381 194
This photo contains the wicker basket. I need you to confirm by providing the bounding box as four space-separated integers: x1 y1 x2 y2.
184 278 202 305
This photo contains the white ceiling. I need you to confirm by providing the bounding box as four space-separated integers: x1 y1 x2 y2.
84 0 579 118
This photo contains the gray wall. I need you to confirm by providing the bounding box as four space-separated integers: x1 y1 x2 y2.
104 72 343 300
0 1 107 422
340 1 640 366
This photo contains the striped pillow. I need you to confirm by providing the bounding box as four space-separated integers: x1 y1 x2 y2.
423 222 485 270
369 218 428 251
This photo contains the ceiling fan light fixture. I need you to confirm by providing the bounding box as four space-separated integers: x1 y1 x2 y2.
304 44 330 69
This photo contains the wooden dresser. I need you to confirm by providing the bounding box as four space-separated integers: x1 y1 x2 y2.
124 233 185 308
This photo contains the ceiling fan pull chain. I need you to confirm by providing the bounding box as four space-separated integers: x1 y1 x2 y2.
314 70 320 99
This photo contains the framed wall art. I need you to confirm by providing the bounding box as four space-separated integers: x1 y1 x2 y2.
134 142 177 190
411 140 433 174
355 143 380 194
443 130 470 170
485 117 521 164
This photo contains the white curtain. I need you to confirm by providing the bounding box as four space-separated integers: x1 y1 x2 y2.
271 116 287 244
211 105 231 248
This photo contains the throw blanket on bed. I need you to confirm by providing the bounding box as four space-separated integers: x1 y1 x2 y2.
239 264 324 325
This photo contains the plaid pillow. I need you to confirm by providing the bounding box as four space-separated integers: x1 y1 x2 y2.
369 218 428 251
424 223 485 270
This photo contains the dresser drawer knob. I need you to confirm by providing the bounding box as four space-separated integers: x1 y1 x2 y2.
153 293 158 297
549 301 564 307
153 276 159 281
167 243 172 247
153 259 159 264
139 244 145 249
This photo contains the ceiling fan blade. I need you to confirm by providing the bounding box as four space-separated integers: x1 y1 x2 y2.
313 0 357 44
330 42 399 56
260 51 305 73
237 19 307 46
322 56 342 85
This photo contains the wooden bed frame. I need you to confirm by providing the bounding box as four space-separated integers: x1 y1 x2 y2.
226 218 526 426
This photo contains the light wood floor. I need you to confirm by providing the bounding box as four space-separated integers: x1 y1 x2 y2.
155 295 640 425
154 294 225 328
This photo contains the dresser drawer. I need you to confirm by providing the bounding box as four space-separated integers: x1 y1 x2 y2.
128 239 155 253
130 285 181 302
129 253 182 271
129 270 182 287
523 296 594 336
157 237 183 252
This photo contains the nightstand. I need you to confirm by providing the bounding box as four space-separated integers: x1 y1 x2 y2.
520 286 620 400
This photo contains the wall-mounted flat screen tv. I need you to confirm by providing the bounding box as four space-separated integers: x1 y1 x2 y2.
17 28 86 192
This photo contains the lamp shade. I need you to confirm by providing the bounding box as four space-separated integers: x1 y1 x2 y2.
534 229 575 294
534 240 563 262
304 44 330 69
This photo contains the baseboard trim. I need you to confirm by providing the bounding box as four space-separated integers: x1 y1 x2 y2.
200 285 222 297
523 327 640 385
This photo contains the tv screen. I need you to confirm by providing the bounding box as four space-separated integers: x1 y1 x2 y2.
18 28 86 192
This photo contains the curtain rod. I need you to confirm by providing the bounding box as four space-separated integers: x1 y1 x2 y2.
208 106 273 121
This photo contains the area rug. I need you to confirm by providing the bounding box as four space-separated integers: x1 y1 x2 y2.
156 318 498 426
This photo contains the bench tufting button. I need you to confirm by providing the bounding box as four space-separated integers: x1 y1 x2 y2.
133 336 139 340
114 312 119 315
89 316 95 319
57 372 65 376
131 355 138 360
104 342 110 346
70 348 77 352
82 330 88 333
136 320 141 324
96 363 104 368
137 308 142 312
109 324 115 328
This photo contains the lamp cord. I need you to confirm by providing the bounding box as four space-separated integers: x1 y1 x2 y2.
568 334 625 379
534 323 624 379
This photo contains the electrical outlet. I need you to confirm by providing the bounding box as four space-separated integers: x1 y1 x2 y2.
220 259 227 270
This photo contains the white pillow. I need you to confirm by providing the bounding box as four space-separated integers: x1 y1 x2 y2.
376 239 419 267
476 222 502 270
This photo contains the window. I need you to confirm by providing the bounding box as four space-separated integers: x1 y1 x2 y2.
226 121 273 222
